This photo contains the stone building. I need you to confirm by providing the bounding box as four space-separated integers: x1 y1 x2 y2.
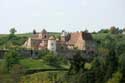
23 29 95 52
23 29 48 50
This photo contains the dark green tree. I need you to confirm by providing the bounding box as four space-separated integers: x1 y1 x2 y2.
9 28 16 35
68 51 86 74
110 26 118 34
4 49 20 71
33 29 37 34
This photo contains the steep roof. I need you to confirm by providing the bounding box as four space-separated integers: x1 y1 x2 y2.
68 32 79 44
68 32 93 45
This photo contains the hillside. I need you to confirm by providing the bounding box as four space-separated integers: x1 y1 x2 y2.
0 32 125 83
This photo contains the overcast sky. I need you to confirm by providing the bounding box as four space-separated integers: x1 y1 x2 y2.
0 0 125 33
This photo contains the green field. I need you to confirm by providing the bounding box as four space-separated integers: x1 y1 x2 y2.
20 58 69 70
0 58 69 70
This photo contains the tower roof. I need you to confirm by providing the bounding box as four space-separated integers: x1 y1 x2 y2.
61 30 67 37
41 29 47 33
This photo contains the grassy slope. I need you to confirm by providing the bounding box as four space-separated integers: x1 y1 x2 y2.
20 59 57 70
20 71 66 83
0 59 69 70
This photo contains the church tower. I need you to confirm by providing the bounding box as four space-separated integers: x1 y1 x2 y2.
39 29 48 39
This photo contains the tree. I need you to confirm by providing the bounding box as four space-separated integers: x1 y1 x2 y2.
9 28 17 35
123 28 125 32
9 28 17 39
98 47 109 57
33 29 37 34
119 53 125 73
84 29 88 33
110 26 118 34
4 49 20 71
68 51 86 74
43 52 61 67
98 29 109 33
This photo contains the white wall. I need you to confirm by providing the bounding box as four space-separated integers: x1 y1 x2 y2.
47 40 56 52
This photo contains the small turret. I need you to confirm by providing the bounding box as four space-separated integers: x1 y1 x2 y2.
61 30 67 41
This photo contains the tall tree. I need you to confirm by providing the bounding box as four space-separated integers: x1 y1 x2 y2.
9 28 17 35
110 26 118 34
33 29 37 34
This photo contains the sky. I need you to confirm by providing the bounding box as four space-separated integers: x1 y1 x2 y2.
0 0 125 33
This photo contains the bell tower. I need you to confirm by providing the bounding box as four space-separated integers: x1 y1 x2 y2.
39 29 48 39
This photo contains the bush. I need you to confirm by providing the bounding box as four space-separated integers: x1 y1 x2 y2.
43 53 61 67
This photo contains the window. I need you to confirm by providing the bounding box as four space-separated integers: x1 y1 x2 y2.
51 43 53 46
44 35 46 38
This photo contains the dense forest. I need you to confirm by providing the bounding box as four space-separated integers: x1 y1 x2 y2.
0 27 125 83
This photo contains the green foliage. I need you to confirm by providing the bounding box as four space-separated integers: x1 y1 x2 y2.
20 71 66 83
119 53 125 74
4 49 20 71
0 32 125 83
61 34 125 83
9 28 16 35
98 29 109 33
20 59 54 69
43 52 62 67
37 50 49 58
97 26 123 34
84 63 92 70
10 64 25 83
107 72 122 83
19 57 69 70
0 35 27 49
68 50 89 75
